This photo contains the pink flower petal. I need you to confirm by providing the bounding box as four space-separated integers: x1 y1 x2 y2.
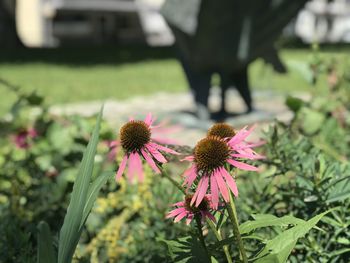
174 211 188 223
210 174 219 209
229 125 255 146
167 207 186 218
108 147 117 162
214 170 230 202
109 140 119 147
133 152 145 183
145 143 167 163
115 155 128 181
141 148 160 173
149 142 179 155
127 152 138 183
144 113 153 126
239 140 266 149
203 211 216 222
181 156 195 162
186 214 194 225
195 176 209 207
183 165 198 187
171 201 185 207
221 168 238 197
231 152 264 160
191 179 203 206
227 159 258 171
228 126 248 145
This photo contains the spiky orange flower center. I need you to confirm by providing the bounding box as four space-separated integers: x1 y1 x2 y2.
184 195 209 213
120 121 151 152
194 136 230 172
207 123 236 139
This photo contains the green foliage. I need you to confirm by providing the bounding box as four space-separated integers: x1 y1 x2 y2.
1 47 350 262
0 85 115 262
239 214 305 235
37 221 56 263
58 107 104 263
158 235 210 263
253 211 329 262
237 62 350 261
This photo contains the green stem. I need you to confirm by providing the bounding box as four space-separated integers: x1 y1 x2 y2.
195 215 209 255
161 170 186 194
207 219 233 263
226 193 248 263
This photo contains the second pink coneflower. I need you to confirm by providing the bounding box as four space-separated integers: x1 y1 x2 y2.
183 124 264 209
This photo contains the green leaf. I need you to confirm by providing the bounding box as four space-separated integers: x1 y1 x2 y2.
79 170 114 230
298 107 325 135
285 96 304 112
211 256 219 263
254 211 329 263
157 235 211 263
58 107 103 263
286 60 313 84
209 236 235 251
326 175 350 203
239 214 305 235
37 221 56 263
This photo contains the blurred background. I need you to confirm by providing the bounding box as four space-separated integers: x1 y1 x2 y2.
0 0 349 121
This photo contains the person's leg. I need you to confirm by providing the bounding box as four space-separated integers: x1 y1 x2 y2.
231 66 253 113
219 72 228 113
178 52 211 119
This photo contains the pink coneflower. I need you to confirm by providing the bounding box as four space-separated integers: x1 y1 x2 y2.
13 127 38 149
183 124 264 209
107 119 181 162
115 113 178 183
166 194 216 225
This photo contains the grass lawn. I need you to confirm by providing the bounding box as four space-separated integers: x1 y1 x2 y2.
0 45 348 115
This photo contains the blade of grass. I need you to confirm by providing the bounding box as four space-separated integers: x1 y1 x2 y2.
58 106 103 263
79 170 114 230
37 221 56 263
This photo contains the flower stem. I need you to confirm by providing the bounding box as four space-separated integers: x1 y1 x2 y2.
206 219 233 263
195 215 209 255
161 170 186 194
226 193 248 263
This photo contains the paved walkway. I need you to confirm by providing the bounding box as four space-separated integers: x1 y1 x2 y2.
51 90 309 146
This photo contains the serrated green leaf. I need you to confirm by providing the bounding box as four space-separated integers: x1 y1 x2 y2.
37 221 56 263
254 211 329 263
157 235 210 263
58 106 103 263
326 175 350 203
239 214 305 235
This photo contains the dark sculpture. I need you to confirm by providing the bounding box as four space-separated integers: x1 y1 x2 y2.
161 0 308 121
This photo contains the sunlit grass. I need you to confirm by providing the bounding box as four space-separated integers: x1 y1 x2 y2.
0 45 348 115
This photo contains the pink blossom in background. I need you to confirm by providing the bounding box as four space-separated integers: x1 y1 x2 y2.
106 140 121 162
13 127 38 149
115 113 179 183
166 194 217 225
183 125 265 209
